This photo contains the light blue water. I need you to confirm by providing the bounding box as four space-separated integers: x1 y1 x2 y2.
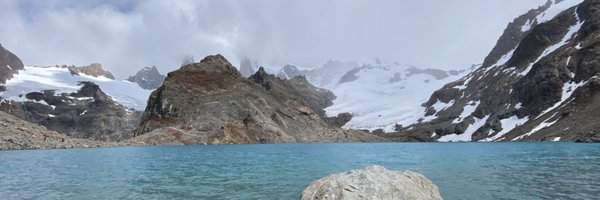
0 143 599 199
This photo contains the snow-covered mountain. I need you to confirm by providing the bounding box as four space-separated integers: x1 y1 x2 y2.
324 64 471 132
275 60 471 132
402 0 600 142
1 65 151 111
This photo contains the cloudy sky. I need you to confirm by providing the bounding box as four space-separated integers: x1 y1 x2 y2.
0 0 546 78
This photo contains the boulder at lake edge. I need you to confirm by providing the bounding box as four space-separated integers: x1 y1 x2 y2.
301 165 442 200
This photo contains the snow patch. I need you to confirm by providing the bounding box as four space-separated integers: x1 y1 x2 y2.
6 65 12 70
452 100 480 123
520 9 584 76
521 19 533 32
438 115 490 142
492 49 516 68
553 137 561 142
515 102 523 109
482 116 530 142
515 115 559 141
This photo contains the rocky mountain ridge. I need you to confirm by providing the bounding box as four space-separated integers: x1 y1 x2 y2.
136 55 387 144
396 0 600 142
0 44 24 90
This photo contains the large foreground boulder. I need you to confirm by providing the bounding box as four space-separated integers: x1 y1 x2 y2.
301 165 442 200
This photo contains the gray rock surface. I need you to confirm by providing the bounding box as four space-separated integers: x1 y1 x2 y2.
301 165 442 200
126 66 166 90
136 55 387 144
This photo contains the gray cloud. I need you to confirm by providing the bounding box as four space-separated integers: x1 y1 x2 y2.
0 0 546 78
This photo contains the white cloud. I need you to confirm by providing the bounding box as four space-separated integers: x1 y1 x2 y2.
0 0 546 78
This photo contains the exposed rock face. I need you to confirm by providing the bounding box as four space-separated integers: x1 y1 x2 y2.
301 165 442 200
126 66 166 90
0 82 141 141
68 63 115 79
403 0 600 142
136 55 387 144
0 110 115 150
0 44 24 84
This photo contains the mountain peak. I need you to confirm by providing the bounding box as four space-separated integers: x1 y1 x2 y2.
127 66 166 90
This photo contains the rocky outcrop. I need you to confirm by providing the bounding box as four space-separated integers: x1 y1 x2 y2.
126 66 166 90
0 110 116 150
402 0 600 142
136 55 387 144
0 44 24 84
68 63 115 79
0 82 141 141
301 165 442 200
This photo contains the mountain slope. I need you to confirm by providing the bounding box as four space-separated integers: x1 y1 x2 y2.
136 55 387 144
401 0 600 142
0 44 24 87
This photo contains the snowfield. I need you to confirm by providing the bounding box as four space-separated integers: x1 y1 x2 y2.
322 64 469 132
1 66 151 111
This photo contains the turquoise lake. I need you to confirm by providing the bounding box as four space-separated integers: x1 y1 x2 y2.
0 143 599 199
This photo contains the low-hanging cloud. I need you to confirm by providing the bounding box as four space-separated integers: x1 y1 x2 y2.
0 0 545 78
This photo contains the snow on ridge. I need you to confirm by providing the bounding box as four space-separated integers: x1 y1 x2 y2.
536 0 584 24
520 8 584 76
0 66 151 111
514 112 560 141
438 115 490 142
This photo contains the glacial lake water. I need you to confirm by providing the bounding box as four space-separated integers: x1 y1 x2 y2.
0 143 599 200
